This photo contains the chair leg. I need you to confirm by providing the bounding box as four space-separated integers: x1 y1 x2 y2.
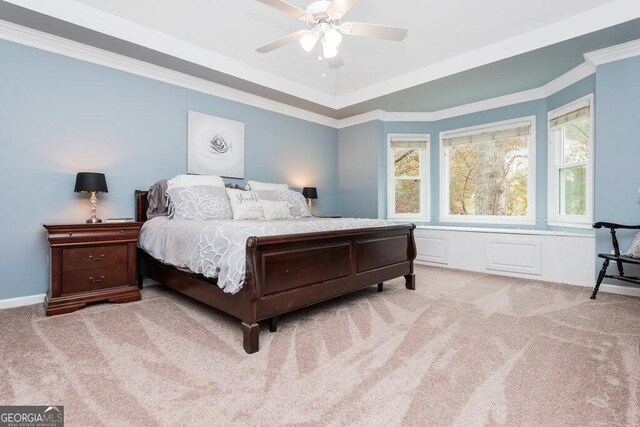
269 316 278 332
591 259 610 300
377 283 383 292
616 260 625 277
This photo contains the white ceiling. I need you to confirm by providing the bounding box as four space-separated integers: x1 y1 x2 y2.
3 0 640 110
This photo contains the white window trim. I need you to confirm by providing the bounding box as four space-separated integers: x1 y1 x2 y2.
439 116 537 225
547 94 594 229
386 134 430 221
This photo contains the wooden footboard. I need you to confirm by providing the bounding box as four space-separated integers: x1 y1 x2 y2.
135 190 416 354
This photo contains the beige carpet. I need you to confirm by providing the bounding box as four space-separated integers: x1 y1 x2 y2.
2 265 640 426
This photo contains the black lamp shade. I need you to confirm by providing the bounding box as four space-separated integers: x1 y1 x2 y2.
302 187 317 199
74 172 108 193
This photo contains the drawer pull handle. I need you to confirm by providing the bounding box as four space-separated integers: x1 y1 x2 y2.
89 254 105 262
120 230 125 237
68 232 73 238
90 276 105 284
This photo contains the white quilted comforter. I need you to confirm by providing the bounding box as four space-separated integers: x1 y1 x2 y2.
138 216 395 294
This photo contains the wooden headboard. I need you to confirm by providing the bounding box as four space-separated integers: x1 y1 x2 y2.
135 190 149 222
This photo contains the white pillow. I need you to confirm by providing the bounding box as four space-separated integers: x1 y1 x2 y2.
168 174 225 189
627 232 640 258
246 180 289 191
227 189 264 220
260 200 293 220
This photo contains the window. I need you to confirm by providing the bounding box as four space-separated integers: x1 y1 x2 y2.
439 117 536 224
387 134 429 219
547 95 594 228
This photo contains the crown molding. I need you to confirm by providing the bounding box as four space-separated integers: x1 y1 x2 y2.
334 0 640 109
543 62 595 96
0 19 340 128
1 15 632 131
336 110 386 129
5 0 640 111
3 0 338 108
584 38 640 66
337 58 595 128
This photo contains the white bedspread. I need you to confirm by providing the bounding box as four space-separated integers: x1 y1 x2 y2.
139 216 396 294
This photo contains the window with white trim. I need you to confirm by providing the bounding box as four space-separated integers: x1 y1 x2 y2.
387 134 429 219
440 117 536 224
547 95 594 228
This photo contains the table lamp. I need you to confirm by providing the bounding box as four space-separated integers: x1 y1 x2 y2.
74 172 108 223
302 187 317 211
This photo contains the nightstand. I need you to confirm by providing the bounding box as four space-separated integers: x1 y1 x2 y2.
43 222 143 316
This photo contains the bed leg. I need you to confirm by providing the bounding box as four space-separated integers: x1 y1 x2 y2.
137 274 144 289
377 283 384 292
241 322 259 354
405 274 415 290
269 316 278 332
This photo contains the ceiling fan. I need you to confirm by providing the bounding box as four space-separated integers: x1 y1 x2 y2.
255 0 408 69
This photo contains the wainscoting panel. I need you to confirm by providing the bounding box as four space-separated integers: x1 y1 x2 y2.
485 239 542 275
415 233 449 264
414 227 595 286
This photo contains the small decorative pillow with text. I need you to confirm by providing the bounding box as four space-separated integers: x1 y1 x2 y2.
246 180 289 191
255 189 312 217
227 189 265 220
260 200 293 220
626 232 640 258
167 174 225 189
166 186 232 220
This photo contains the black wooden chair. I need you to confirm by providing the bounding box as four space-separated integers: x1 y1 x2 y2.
591 222 640 299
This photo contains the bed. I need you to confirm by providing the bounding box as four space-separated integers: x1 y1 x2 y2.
135 190 416 354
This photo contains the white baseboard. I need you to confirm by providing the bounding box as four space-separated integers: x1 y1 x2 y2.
416 261 640 298
0 293 46 310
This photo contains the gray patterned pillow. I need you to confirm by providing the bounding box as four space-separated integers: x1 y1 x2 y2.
255 190 312 217
166 186 232 220
627 232 640 258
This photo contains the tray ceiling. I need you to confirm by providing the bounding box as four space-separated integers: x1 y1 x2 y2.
1 0 639 114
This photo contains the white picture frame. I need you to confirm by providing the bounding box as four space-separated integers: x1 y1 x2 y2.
188 111 245 178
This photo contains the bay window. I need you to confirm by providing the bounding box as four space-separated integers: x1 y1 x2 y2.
547 94 594 227
387 134 429 219
439 117 536 224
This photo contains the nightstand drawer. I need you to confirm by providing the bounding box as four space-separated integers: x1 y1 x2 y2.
63 265 128 294
63 245 127 271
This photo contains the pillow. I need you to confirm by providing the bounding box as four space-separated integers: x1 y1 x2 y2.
227 189 264 220
627 232 640 258
166 186 232 220
168 174 225 189
146 179 169 219
260 200 293 220
255 189 312 217
246 180 289 191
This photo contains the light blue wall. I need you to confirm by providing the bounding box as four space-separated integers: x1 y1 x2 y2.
594 56 640 279
338 121 382 218
0 39 338 300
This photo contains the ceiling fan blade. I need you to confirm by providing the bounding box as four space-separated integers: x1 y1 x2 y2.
341 22 408 41
256 0 313 21
327 52 344 69
326 0 359 19
256 31 303 53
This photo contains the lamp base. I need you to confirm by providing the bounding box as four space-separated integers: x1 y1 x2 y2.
86 216 102 224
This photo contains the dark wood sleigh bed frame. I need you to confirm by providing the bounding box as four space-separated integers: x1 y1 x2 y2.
135 190 417 354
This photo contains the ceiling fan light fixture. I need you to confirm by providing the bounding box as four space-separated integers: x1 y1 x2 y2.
321 38 338 59
299 30 319 52
323 27 342 47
